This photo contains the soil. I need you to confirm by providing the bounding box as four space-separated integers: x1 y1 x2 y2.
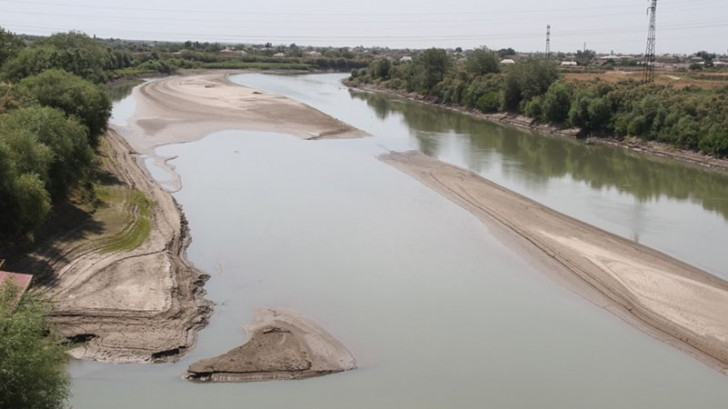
186 309 356 382
29 130 212 363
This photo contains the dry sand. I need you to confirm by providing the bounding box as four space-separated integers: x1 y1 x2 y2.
186 309 356 382
382 151 728 374
124 71 365 155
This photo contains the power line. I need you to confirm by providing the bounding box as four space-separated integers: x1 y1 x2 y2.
643 0 658 83
0 0 650 17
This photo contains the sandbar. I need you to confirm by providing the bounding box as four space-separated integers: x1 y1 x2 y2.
186 309 356 382
382 151 728 374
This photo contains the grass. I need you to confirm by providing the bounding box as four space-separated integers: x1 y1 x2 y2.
94 185 153 253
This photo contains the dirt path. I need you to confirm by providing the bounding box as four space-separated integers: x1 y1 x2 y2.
382 151 728 374
29 130 212 362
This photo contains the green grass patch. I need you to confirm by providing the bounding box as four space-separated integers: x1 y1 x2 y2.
94 186 153 253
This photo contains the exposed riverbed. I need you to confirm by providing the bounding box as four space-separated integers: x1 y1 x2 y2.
69 73 728 408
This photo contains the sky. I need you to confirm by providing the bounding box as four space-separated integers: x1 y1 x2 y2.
1 0 726 54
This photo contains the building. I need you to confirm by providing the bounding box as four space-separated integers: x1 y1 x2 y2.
0 266 33 308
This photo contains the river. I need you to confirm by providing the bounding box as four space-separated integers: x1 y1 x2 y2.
71 73 728 408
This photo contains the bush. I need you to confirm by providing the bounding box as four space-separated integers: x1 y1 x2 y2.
476 91 501 113
0 281 70 409
542 81 572 123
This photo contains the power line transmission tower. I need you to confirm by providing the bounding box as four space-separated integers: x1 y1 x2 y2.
546 25 551 58
643 0 658 83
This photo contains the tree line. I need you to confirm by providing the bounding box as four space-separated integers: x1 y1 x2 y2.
349 48 728 157
0 28 112 244
0 27 115 409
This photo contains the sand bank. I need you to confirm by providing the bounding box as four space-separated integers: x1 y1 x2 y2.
124 71 365 155
36 130 211 362
382 151 728 374
186 309 356 382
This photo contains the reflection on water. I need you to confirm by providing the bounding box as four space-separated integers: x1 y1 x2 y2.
350 90 728 221
106 79 142 102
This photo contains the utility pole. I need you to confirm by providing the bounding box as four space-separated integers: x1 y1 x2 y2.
643 0 658 83
546 25 551 58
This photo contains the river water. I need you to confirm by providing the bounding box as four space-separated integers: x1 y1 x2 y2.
71 73 728 408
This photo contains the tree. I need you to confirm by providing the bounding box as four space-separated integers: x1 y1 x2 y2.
497 48 516 58
465 47 500 76
413 48 451 94
575 49 597 66
543 81 573 123
15 69 112 146
0 281 70 409
2 31 111 83
502 59 560 112
368 58 392 80
0 107 94 200
0 27 24 68
0 132 52 240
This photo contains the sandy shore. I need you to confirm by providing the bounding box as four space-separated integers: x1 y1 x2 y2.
124 71 365 155
382 151 728 374
33 130 212 362
186 309 356 382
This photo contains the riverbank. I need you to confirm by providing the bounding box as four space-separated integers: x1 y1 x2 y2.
382 151 728 374
347 82 728 175
20 129 212 362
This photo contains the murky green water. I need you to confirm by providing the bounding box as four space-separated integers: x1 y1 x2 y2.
69 74 728 409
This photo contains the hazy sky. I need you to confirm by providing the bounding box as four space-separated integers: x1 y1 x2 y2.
1 0 726 54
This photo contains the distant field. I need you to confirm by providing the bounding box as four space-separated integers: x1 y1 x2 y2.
563 69 728 89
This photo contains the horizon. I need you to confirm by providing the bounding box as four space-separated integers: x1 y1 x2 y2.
1 0 727 55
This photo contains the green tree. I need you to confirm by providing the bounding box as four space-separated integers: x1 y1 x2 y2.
2 31 111 83
465 47 500 76
0 281 70 409
575 49 597 66
0 107 94 200
15 69 112 146
368 58 392 80
497 48 516 58
502 59 559 112
542 81 573 123
413 48 451 94
0 27 24 68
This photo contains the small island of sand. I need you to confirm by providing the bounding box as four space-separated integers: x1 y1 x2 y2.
186 309 356 382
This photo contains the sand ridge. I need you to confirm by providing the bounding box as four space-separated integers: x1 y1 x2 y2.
382 150 728 374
